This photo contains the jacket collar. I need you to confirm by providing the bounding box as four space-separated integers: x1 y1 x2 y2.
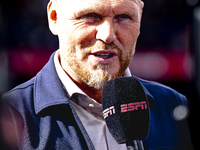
34 52 70 115
136 77 155 107
34 52 155 115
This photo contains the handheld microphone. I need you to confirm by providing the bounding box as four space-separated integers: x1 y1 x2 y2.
102 77 150 150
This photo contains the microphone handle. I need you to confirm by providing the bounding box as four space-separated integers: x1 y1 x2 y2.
126 140 144 150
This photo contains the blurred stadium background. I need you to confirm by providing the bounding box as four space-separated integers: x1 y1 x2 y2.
0 0 199 149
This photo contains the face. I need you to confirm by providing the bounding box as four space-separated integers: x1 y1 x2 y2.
48 0 143 89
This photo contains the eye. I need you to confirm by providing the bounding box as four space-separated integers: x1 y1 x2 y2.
114 14 132 23
79 13 102 24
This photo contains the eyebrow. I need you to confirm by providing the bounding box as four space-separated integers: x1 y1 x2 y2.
73 9 100 18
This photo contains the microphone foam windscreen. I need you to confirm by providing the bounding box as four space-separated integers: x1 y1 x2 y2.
102 77 150 144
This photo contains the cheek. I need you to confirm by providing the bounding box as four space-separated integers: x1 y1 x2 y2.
117 25 140 63
78 27 97 49
118 26 140 50
60 25 96 50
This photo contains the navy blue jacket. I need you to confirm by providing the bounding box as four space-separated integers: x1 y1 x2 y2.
2 53 193 150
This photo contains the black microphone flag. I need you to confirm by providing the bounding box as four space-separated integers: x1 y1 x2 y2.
102 77 150 144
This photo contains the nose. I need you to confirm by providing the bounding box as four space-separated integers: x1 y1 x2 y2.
96 19 116 44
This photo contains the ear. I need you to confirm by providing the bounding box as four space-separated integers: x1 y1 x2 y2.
140 1 144 20
47 0 58 35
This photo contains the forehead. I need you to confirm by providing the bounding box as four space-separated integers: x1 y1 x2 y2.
58 0 141 15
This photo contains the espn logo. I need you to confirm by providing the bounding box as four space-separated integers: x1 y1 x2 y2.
103 106 115 119
103 101 148 119
121 101 148 113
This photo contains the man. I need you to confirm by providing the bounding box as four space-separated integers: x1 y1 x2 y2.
1 0 193 149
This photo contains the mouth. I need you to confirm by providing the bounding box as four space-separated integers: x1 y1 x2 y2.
92 50 117 59
93 53 115 59
88 50 118 65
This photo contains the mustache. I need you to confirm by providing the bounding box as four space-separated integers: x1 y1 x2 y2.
83 42 122 54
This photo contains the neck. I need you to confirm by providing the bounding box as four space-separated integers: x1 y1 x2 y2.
79 83 103 104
